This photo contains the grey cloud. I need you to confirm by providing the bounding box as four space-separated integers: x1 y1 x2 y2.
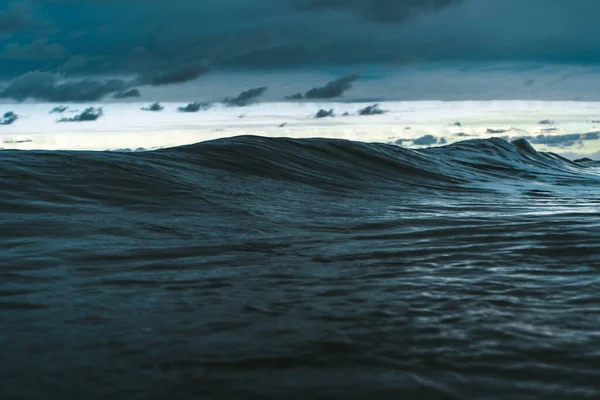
1 60 215 102
58 106 102 122
0 71 129 102
285 93 303 100
521 132 600 148
223 86 267 106
395 135 447 146
112 88 141 99
141 102 164 111
2 38 64 60
559 150 600 162
305 74 359 99
136 60 210 86
315 108 334 118
358 103 386 115
49 105 68 113
412 134 439 146
487 128 511 134
580 132 599 141
177 102 212 112
295 0 463 23
288 74 360 100
0 111 18 125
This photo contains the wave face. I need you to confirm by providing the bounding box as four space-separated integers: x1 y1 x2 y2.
1 136 600 399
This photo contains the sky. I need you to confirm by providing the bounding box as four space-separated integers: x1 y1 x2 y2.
2 0 600 102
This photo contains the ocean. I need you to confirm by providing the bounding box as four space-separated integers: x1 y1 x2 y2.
1 102 600 399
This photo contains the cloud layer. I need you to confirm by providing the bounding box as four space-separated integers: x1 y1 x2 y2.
0 71 128 102
2 0 600 81
295 0 463 24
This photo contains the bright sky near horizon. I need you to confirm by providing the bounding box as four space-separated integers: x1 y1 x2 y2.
2 100 600 160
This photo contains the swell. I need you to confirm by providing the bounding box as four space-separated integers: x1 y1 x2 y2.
2 136 600 400
0 136 598 208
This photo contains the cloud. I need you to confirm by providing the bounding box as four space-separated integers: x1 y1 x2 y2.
223 86 267 106
136 60 210 86
141 102 164 111
288 74 360 99
0 1 36 35
412 134 439 146
305 74 359 99
5 0 600 103
58 106 102 122
1 38 64 60
49 105 68 113
177 102 212 112
358 103 386 115
557 149 600 162
0 111 18 125
522 131 600 148
295 0 463 24
0 71 129 102
315 108 334 118
112 88 141 99
487 128 511 134
394 134 447 146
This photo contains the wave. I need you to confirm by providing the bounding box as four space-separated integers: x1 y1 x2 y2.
1 136 598 209
2 135 600 400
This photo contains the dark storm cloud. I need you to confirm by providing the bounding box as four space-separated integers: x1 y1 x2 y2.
0 1 36 35
295 0 463 24
223 86 267 106
2 38 64 60
0 62 211 102
288 74 360 99
0 71 129 102
1 0 467 79
4 0 600 100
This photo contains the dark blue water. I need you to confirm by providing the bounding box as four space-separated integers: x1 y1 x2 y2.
1 136 600 400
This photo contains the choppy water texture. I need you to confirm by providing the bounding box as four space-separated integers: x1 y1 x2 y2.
1 136 600 400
